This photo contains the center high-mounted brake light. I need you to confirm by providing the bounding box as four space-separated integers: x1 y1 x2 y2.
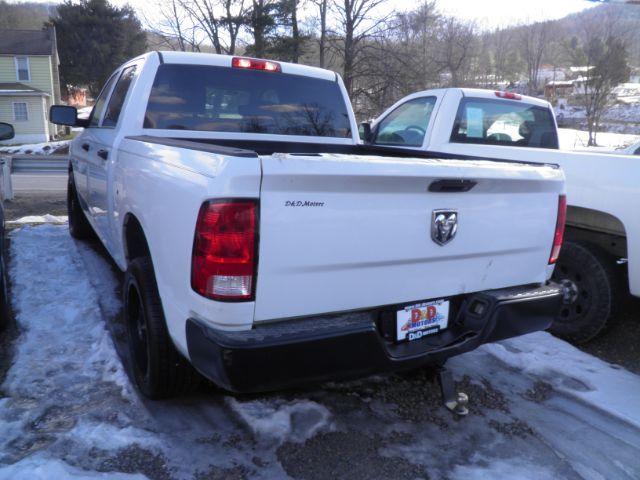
549 195 567 265
495 91 522 100
232 56 281 73
191 200 258 301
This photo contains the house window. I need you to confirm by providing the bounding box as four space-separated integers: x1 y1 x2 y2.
13 102 28 122
15 57 30 82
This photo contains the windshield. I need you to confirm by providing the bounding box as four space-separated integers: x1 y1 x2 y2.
144 64 352 138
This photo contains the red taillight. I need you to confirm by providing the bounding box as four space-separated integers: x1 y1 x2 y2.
495 91 522 100
232 56 281 73
191 200 257 301
549 195 567 264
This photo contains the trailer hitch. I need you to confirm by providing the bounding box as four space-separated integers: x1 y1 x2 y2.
436 365 469 416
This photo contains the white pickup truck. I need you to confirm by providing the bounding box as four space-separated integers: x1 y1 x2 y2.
364 88 638 343
50 53 564 398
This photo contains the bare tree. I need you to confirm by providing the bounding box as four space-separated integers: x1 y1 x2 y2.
393 1 441 91
144 0 201 52
518 21 551 95
435 17 477 87
180 0 247 54
311 0 329 67
492 27 518 83
330 0 390 97
567 18 630 145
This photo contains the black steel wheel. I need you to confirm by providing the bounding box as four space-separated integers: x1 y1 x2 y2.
123 257 201 398
550 241 620 344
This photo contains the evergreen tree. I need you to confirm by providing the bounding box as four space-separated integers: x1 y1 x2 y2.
52 0 147 97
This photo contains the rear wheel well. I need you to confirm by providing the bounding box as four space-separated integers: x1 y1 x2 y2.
565 207 627 259
123 214 151 264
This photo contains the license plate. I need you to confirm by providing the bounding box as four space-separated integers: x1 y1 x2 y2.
396 299 450 342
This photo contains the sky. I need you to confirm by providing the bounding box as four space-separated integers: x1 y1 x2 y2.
17 0 599 30
432 0 598 29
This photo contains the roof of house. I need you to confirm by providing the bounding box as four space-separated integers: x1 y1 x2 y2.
0 27 56 56
0 82 49 97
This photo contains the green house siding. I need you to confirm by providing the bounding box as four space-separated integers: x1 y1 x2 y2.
0 55 55 97
0 55 58 140
0 95 48 141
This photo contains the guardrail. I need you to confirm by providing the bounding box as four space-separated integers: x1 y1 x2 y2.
0 154 69 200
10 154 69 174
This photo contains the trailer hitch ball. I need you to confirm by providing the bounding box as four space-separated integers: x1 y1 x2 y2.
437 366 469 416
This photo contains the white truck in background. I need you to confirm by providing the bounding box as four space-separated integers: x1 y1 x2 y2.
363 88 638 343
49 53 565 399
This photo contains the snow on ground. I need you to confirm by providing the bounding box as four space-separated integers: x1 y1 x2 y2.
558 128 640 151
6 214 68 225
1 224 639 479
557 103 640 123
226 398 332 445
0 140 69 156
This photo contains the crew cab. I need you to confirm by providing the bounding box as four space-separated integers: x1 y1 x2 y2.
365 88 638 343
50 53 564 397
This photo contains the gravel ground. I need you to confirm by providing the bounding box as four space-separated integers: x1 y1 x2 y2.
579 293 640 375
4 191 66 221
1 191 639 480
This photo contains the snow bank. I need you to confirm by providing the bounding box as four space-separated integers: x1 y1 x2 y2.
558 128 640 151
0 140 69 156
227 398 332 444
6 214 68 225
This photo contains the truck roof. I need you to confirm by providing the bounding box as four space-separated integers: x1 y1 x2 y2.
394 87 552 109
156 51 338 83
457 88 551 108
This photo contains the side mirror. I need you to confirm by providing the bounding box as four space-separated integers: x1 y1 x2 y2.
50 105 88 128
0 122 14 141
358 122 372 143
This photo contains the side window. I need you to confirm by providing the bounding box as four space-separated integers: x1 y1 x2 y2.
634 146 640 155
88 73 119 127
450 98 559 149
103 66 137 128
373 97 436 147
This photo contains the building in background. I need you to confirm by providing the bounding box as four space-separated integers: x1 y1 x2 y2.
0 26 62 144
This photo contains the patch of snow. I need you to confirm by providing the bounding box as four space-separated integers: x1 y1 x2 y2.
67 422 162 452
479 332 640 429
227 398 332 444
0 225 137 465
0 456 147 480
0 140 69 156
451 457 560 480
558 128 640 151
6 214 68 225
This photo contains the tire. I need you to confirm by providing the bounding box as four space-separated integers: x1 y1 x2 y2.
550 241 620 344
123 257 201 399
67 172 94 240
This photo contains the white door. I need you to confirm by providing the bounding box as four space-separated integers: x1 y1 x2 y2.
72 73 119 215
89 65 138 251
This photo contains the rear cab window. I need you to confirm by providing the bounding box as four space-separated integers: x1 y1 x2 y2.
450 98 558 149
143 64 352 138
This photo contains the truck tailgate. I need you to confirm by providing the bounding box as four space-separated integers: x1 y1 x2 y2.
254 154 564 322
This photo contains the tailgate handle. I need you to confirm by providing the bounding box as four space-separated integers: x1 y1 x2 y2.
429 179 476 193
